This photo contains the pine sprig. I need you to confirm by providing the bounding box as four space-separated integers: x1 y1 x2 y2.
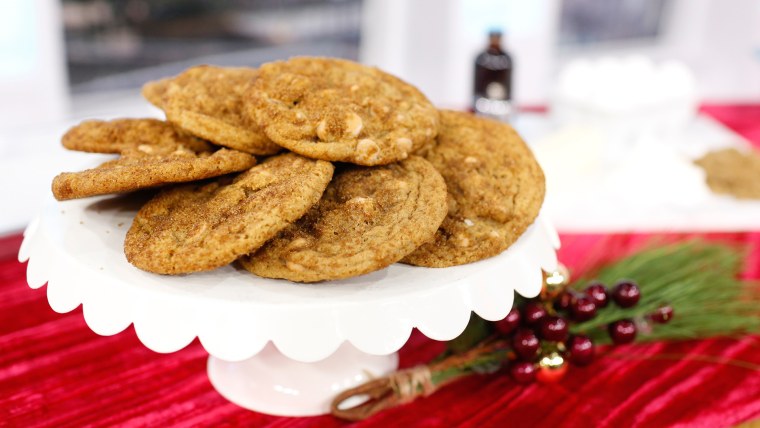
332 240 760 420
568 241 760 344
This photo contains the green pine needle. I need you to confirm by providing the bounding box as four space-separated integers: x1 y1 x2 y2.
433 240 759 387
568 241 760 344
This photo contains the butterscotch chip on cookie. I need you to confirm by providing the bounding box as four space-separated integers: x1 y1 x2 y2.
52 142 256 201
143 65 280 155
402 110 545 267
62 118 211 154
248 57 439 166
125 153 334 274
240 156 447 282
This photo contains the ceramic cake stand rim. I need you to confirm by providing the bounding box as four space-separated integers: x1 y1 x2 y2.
19 198 559 363
18 198 559 416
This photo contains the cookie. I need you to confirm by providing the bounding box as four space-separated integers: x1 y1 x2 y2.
141 78 169 110
61 118 211 154
402 110 545 267
694 148 760 200
125 153 334 274
52 143 256 201
240 156 448 282
248 57 439 166
143 65 281 155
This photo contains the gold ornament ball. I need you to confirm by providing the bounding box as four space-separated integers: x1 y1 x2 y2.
542 264 570 298
539 351 565 370
536 351 568 383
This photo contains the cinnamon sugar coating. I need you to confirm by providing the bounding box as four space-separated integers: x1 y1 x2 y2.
62 118 211 154
694 148 760 200
53 119 256 200
143 65 281 155
125 153 334 274
240 156 447 282
247 57 438 166
402 110 545 267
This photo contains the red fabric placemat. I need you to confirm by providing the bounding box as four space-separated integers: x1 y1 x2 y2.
2 233 759 427
2 105 759 427
700 104 760 145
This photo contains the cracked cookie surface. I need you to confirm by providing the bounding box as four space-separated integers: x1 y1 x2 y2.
240 156 447 282
402 110 545 267
247 57 438 166
125 153 334 274
143 65 281 155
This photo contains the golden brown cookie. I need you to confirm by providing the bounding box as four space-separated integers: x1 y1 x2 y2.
248 57 439 166
143 65 281 155
52 143 256 201
240 156 448 282
61 118 211 154
125 153 334 274
141 78 169 110
694 148 760 200
402 110 545 267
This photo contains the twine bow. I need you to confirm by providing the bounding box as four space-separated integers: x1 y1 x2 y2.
330 340 508 421
330 365 435 421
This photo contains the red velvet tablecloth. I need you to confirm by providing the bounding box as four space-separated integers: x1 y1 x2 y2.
2 106 759 427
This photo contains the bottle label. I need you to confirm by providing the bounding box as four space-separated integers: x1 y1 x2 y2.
474 97 512 120
485 82 507 100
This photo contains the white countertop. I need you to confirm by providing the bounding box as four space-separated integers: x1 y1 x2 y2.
522 113 760 233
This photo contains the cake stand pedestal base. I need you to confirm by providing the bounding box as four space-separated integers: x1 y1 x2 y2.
207 342 399 416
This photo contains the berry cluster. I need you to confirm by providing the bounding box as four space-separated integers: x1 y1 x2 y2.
496 275 673 384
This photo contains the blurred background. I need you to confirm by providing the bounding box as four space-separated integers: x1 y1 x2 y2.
1 0 759 238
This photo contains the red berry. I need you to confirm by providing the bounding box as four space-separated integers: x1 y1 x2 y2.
510 361 536 384
651 306 674 323
567 335 595 366
522 302 547 326
608 319 637 344
612 281 641 308
540 316 569 342
496 308 521 335
553 292 574 312
512 328 540 360
584 282 609 308
571 296 597 321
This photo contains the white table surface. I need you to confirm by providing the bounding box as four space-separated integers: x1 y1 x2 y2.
521 113 760 232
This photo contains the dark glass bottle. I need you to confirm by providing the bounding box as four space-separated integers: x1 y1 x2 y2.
473 30 513 121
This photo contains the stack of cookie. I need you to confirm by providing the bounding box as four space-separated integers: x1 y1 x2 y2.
52 57 545 283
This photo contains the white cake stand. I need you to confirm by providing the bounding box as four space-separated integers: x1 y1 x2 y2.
19 195 559 416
